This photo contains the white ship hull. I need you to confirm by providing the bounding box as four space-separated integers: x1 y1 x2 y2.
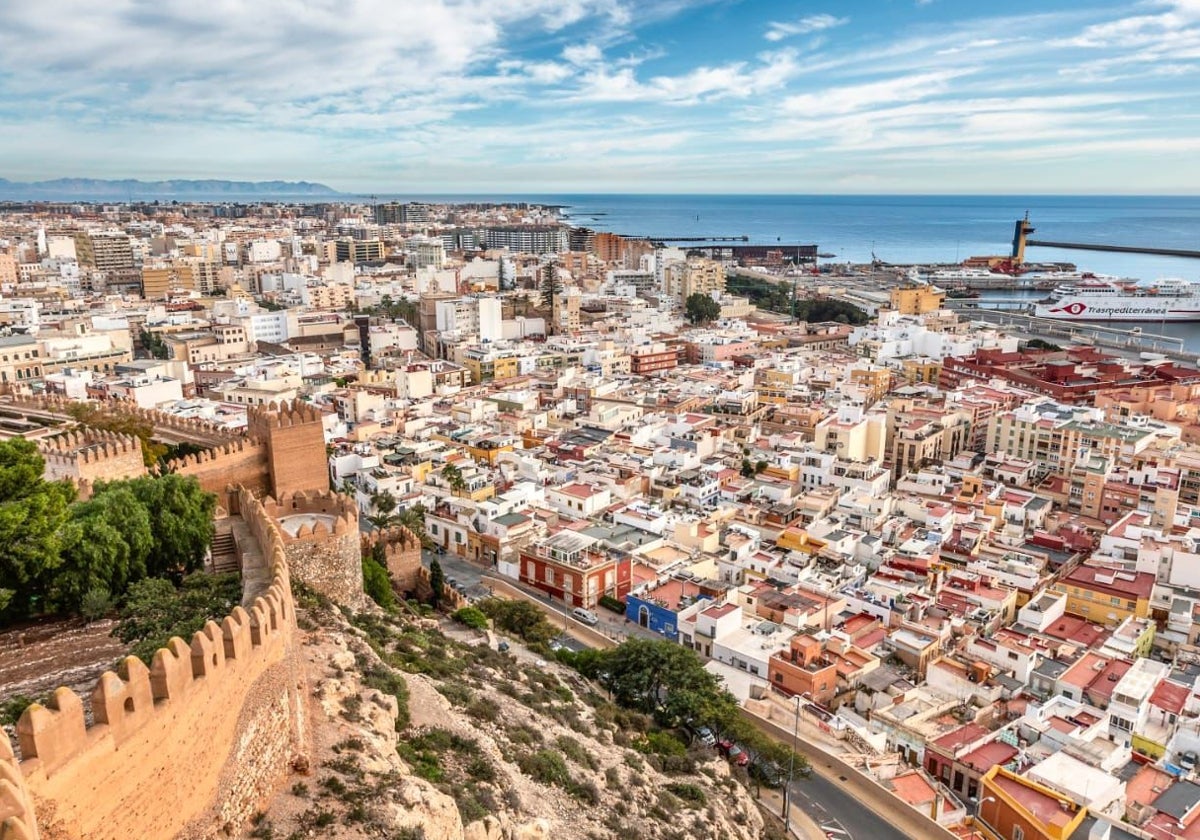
1034 297 1200 321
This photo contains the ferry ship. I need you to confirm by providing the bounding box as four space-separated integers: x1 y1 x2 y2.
1033 277 1200 322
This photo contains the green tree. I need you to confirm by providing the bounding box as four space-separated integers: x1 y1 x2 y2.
395 503 431 548
0 439 74 620
540 263 563 334
362 554 395 610
592 637 738 727
740 458 754 478
452 606 488 630
65 404 167 467
685 293 721 325
113 572 241 663
118 474 215 580
429 558 445 609
53 513 134 612
366 489 399 531
476 598 557 646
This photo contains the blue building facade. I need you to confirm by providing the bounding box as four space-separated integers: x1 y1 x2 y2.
625 592 712 641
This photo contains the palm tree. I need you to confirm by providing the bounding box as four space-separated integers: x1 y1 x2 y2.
395 503 432 548
366 489 399 531
442 463 467 496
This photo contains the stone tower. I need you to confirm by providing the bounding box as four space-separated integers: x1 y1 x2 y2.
248 400 328 498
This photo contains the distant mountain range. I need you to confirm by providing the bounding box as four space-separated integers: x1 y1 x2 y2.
0 177 341 200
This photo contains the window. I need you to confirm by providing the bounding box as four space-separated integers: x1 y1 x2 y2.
1013 827 1024 840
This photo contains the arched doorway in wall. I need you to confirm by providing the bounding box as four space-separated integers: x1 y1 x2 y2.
638 605 650 628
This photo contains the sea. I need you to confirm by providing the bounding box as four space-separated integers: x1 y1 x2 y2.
370 193 1200 351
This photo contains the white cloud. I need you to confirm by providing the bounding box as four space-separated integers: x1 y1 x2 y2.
573 49 800 104
764 13 848 42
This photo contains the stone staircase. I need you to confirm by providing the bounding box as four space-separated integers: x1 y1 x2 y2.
210 530 240 575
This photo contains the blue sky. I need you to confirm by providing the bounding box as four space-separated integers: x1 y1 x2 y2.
1 0 1199 193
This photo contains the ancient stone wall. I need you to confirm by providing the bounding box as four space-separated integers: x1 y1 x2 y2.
264 490 364 608
361 526 423 595
0 729 38 840
248 401 329 498
38 429 146 487
9 486 307 840
13 394 330 508
4 393 236 445
161 439 271 510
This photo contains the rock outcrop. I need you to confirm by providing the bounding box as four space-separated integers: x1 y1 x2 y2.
256 599 768 840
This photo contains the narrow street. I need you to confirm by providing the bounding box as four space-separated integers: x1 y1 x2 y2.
418 548 660 644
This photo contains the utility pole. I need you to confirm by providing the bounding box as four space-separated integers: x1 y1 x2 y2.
783 693 801 831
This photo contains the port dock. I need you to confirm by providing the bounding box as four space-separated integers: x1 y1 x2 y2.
1026 240 1200 259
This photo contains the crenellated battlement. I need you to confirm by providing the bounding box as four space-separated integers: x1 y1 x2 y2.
3 393 238 443
7 485 302 840
361 525 424 595
262 489 359 541
246 399 323 436
0 728 38 840
37 427 147 489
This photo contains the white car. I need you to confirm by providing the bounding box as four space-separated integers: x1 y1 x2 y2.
572 607 599 626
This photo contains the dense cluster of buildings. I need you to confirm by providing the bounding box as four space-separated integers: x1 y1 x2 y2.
5 200 1200 840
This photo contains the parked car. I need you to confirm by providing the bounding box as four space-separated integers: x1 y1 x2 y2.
572 607 599 625
717 739 749 766
693 726 716 748
750 758 785 788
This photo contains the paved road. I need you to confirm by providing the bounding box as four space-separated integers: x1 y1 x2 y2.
419 549 659 643
789 773 910 840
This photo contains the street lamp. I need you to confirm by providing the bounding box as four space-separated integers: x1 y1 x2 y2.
974 795 996 838
783 692 809 832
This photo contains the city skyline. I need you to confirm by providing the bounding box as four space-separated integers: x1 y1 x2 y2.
1 0 1199 194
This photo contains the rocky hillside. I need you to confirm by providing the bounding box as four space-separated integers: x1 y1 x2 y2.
251 591 776 839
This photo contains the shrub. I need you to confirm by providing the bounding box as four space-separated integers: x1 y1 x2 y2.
598 594 625 614
436 681 474 707
557 735 599 771
466 697 499 723
664 783 707 807
466 755 496 782
362 555 395 610
0 695 39 726
452 606 489 630
80 587 113 622
633 731 687 758
517 749 572 787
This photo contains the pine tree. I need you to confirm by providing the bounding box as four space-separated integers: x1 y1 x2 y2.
540 262 562 334
429 558 445 609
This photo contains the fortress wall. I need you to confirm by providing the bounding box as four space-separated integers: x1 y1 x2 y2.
265 490 363 608
4 394 236 444
0 729 38 840
361 526 423 594
12 487 305 840
38 429 146 486
164 439 271 508
248 402 329 498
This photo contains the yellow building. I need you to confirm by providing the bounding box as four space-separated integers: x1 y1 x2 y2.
902 358 942 385
462 348 520 383
776 526 826 556
1049 564 1153 624
141 263 195 300
849 367 892 404
889 285 945 315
